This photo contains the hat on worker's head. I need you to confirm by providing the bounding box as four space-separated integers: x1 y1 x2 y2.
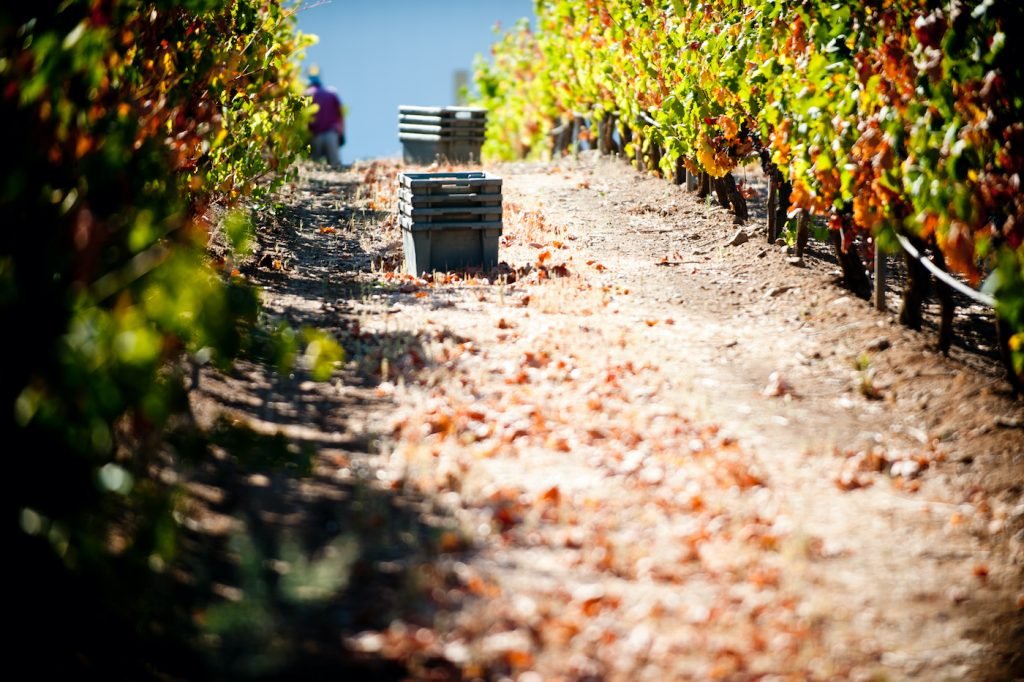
308 64 322 87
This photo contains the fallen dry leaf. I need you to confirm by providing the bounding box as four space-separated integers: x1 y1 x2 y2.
504 649 534 669
762 371 794 397
440 531 463 553
538 485 561 504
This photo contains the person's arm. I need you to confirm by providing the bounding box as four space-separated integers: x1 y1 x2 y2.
336 97 345 145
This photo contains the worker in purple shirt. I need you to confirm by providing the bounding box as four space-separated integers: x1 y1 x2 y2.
307 71 345 169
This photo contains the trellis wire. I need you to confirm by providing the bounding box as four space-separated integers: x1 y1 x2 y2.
554 109 996 313
893 233 995 308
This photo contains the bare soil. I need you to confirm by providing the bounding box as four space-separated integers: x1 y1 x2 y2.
185 154 1023 681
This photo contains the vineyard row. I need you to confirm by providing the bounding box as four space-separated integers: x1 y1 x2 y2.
473 0 1024 389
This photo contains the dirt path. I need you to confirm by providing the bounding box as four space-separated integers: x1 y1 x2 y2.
187 156 1022 680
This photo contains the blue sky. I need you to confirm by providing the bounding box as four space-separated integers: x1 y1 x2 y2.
295 0 534 162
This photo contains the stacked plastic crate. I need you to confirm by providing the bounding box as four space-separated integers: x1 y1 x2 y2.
398 171 502 275
398 106 486 164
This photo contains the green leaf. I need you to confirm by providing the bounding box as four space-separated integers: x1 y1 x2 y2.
224 209 254 257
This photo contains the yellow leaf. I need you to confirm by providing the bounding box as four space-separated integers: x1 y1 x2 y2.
719 115 739 140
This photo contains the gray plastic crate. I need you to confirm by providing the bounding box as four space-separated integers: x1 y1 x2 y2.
446 138 483 163
399 204 502 223
399 171 501 192
399 135 442 165
400 138 483 164
398 106 487 164
399 123 485 138
398 171 503 274
403 226 501 275
398 188 501 209
399 114 486 130
399 105 486 118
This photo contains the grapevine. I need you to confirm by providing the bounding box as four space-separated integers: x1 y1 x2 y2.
476 0 1024 384
1 1 339 671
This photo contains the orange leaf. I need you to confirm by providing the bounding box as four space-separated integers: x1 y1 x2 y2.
538 485 561 504
504 649 534 669
644 319 658 327
538 250 552 264
581 596 604 617
318 226 336 234
748 566 781 588
505 370 529 385
545 435 571 452
440 531 463 553
75 135 93 158
272 259 283 270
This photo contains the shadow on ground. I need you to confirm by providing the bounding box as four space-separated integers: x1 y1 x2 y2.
10 165 476 680
165 167 471 679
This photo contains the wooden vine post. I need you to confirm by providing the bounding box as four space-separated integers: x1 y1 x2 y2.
765 166 791 244
571 116 580 159
829 230 872 298
672 157 686 186
795 211 809 259
598 115 615 155
873 244 887 312
686 168 698 192
633 128 645 172
697 171 712 199
713 174 747 224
